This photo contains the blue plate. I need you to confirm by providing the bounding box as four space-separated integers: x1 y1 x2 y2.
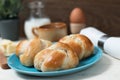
8 46 102 76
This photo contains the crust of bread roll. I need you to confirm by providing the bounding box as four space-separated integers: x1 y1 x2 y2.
34 42 79 72
16 40 29 56
16 38 52 66
59 34 94 60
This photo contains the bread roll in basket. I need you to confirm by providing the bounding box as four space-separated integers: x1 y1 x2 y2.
16 38 52 66
34 42 79 72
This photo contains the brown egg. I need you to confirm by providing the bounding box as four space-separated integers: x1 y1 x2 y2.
70 8 86 23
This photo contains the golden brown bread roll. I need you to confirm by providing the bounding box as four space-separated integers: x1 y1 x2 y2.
16 38 52 66
34 42 79 72
59 34 94 60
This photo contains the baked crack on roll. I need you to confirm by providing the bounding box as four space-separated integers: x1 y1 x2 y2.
59 34 94 60
34 42 79 72
16 38 52 66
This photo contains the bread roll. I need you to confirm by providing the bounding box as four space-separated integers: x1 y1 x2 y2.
59 34 94 60
16 38 52 66
0 39 18 56
34 42 79 72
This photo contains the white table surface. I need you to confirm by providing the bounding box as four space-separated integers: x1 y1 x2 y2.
0 53 120 80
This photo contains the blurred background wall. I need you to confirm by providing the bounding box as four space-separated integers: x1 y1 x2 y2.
20 0 120 37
